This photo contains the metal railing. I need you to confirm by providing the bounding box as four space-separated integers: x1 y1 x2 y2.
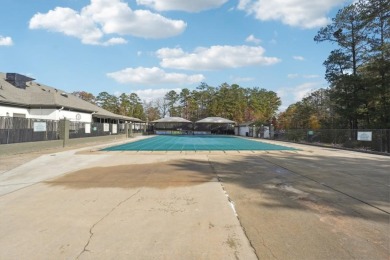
274 129 390 154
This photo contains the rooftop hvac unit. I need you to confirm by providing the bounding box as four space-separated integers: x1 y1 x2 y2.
6 73 35 89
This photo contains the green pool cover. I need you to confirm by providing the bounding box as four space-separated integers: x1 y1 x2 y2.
102 135 297 151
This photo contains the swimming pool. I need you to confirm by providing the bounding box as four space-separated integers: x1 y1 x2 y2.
102 135 296 151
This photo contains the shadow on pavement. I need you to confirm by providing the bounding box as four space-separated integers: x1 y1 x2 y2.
46 152 389 224
172 153 389 224
45 159 216 189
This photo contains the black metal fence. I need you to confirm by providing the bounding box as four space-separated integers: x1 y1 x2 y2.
0 117 59 144
0 117 131 144
274 129 390 154
68 122 126 139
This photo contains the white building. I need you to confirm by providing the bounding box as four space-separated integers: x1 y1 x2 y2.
0 72 141 124
235 122 255 136
235 122 270 138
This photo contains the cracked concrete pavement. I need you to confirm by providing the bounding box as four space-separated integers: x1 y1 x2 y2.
0 137 389 259
0 141 256 259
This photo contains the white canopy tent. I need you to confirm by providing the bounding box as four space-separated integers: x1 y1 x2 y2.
151 117 192 123
195 117 235 135
195 117 235 124
151 117 193 134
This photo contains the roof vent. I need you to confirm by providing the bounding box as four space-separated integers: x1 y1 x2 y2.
6 73 35 90
61 93 68 98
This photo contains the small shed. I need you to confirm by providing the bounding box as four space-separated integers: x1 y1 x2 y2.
235 122 271 138
195 117 235 135
235 122 255 136
151 117 193 135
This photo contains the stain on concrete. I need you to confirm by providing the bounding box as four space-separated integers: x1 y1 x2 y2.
225 234 241 260
45 160 215 189
226 236 237 249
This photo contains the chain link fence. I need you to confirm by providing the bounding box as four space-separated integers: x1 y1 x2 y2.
274 129 390 154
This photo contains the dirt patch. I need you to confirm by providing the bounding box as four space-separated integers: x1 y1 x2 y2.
0 153 43 175
45 159 215 189
0 137 131 174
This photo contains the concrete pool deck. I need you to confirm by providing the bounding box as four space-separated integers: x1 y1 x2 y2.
0 136 389 259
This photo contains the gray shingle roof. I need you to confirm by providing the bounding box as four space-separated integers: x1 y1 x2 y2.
0 72 141 122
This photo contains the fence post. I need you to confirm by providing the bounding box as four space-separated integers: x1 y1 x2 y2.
387 129 390 153
129 122 133 137
59 118 70 147
380 129 382 152
5 116 11 144
125 123 129 138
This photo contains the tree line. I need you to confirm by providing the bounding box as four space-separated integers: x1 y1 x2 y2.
279 0 389 130
73 0 388 130
72 82 281 124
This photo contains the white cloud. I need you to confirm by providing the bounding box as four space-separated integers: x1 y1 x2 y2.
29 7 105 45
276 89 289 111
277 81 322 110
293 56 305 61
245 34 262 44
237 0 349 28
157 45 280 70
83 1 186 38
29 0 186 45
0 36 13 46
102 37 128 46
107 67 205 85
294 82 319 101
136 0 228 12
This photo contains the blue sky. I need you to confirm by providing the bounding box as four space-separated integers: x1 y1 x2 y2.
0 0 353 110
